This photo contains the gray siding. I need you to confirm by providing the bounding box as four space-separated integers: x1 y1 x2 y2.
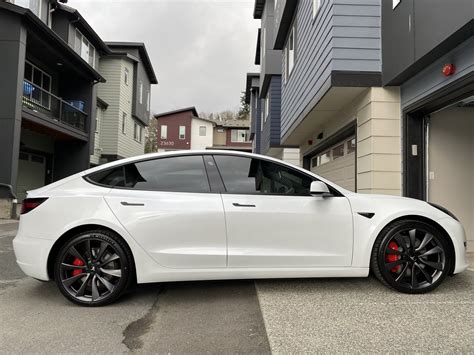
280 0 381 141
250 89 262 154
260 0 282 94
261 76 282 154
401 37 474 109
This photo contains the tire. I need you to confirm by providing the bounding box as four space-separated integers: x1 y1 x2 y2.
371 220 452 294
54 229 134 306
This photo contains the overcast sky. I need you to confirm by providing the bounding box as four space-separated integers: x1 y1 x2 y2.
69 0 259 115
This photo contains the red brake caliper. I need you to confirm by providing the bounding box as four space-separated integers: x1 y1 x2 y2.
386 241 401 272
72 258 84 277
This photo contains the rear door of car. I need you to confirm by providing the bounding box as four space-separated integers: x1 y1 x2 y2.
89 154 227 269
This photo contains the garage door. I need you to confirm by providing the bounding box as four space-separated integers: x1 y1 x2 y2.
310 137 356 191
16 151 46 202
428 105 473 252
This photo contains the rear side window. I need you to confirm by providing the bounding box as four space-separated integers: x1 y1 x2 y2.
87 155 210 193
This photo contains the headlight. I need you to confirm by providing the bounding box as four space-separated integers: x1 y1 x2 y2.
428 202 459 221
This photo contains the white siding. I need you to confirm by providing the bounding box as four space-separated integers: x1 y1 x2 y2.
190 119 214 150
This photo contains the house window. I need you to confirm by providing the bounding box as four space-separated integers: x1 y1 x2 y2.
47 2 52 28
231 129 250 143
217 127 224 133
286 25 295 78
122 112 127 134
133 121 142 142
147 90 150 111
312 0 321 19
74 29 95 69
199 126 206 136
24 61 52 109
179 126 186 140
14 0 41 17
124 68 129 85
347 137 356 154
161 125 168 139
265 96 270 122
95 107 101 134
139 81 143 104
332 143 345 160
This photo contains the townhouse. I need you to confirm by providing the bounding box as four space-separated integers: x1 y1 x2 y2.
0 0 157 206
154 107 215 152
154 107 252 152
91 42 158 165
212 119 252 152
381 0 473 250
246 0 473 250
0 0 107 201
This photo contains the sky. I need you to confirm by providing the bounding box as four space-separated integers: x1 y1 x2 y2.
69 0 260 116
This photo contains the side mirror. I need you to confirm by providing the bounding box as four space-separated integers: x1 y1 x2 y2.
310 181 332 197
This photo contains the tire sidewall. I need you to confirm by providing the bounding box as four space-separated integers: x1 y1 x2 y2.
376 221 451 294
54 231 131 306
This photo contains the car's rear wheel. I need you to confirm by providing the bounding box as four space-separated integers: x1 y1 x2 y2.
371 220 451 294
54 230 133 306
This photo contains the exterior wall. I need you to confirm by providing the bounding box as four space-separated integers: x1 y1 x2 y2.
117 59 145 158
281 148 300 166
261 76 282 154
156 111 193 150
213 128 227 146
400 37 474 110
356 87 401 195
259 0 281 93
300 87 401 195
0 10 25 190
190 119 213 150
382 0 473 85
225 128 252 149
280 0 381 142
97 58 121 156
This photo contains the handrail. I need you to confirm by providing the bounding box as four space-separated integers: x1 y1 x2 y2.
22 80 88 132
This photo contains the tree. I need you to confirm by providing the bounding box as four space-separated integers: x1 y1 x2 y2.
145 118 159 153
238 90 250 120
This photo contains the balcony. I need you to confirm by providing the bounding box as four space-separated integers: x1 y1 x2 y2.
22 80 87 133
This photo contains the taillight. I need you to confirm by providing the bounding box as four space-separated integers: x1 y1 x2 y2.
20 198 48 215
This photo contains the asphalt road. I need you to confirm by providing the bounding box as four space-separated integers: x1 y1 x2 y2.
1 221 473 353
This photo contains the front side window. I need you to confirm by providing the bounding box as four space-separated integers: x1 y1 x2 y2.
214 156 312 195
87 155 210 193
199 126 206 136
179 126 186 140
286 25 295 78
161 125 168 139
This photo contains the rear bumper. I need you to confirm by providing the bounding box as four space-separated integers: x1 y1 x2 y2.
13 234 53 281
437 217 469 274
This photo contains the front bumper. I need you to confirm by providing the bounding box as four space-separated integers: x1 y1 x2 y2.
13 234 53 281
437 217 469 274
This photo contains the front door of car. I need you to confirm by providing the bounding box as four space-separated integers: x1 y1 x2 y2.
101 155 227 269
213 155 353 268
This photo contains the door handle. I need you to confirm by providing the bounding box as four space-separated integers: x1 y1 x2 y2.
120 201 145 206
232 203 256 208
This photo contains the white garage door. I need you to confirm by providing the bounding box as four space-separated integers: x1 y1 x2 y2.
310 137 356 192
16 152 46 202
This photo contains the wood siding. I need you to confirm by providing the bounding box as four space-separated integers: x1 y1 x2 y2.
281 0 381 142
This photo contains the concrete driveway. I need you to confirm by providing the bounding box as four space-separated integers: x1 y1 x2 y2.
1 221 473 353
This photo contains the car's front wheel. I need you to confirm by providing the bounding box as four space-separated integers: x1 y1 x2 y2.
54 230 133 306
371 220 452 294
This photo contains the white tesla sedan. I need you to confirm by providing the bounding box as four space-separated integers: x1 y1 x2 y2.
13 151 468 306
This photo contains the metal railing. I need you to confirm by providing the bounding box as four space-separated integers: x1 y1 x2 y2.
22 80 87 132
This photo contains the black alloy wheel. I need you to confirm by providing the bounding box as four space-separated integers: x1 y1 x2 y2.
372 220 451 294
54 230 133 306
